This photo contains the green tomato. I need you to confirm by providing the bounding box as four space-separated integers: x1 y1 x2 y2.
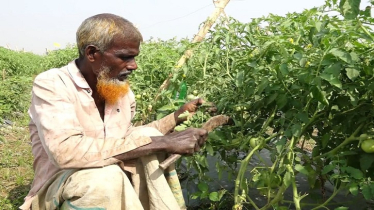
250 137 263 149
193 90 198 96
235 106 247 112
148 105 153 112
187 94 196 101
360 133 368 141
361 140 374 153
136 94 141 99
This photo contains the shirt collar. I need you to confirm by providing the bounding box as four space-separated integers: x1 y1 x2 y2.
67 60 90 89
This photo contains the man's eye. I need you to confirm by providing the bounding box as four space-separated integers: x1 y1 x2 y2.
120 56 133 61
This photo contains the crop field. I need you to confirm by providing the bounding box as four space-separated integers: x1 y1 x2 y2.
2 0 374 209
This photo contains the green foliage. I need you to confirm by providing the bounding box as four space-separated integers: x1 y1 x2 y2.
43 45 78 69
0 47 44 77
0 76 33 119
339 0 361 19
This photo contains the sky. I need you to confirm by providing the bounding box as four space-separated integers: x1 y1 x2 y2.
0 0 339 54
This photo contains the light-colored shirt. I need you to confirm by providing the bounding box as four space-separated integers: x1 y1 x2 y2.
26 60 176 199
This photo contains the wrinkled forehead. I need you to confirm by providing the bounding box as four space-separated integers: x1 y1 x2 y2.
106 35 141 54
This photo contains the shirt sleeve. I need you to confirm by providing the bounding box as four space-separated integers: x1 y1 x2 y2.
29 72 152 169
142 113 177 134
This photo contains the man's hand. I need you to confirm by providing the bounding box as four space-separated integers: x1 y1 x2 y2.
159 128 208 155
174 98 204 124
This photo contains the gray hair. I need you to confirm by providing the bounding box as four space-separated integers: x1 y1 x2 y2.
76 13 143 57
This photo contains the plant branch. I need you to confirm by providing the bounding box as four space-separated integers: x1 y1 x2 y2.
313 123 364 160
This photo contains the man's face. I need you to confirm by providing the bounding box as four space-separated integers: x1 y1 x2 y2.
95 36 140 104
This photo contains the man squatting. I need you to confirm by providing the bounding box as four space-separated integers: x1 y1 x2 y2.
20 13 208 210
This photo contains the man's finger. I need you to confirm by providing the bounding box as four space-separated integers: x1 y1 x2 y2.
195 98 205 106
198 128 208 136
194 143 200 152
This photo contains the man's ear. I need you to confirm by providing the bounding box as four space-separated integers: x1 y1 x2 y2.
85 45 100 62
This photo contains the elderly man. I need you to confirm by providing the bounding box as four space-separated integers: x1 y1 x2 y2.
20 13 207 210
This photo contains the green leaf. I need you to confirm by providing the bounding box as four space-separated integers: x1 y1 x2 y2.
209 192 219 202
276 94 288 109
256 78 269 94
334 207 349 210
205 143 214 156
350 52 359 63
320 74 342 89
344 166 363 179
361 184 372 200
235 71 244 87
157 103 176 111
362 5 371 17
198 182 209 192
218 189 227 200
339 0 361 20
208 132 222 141
190 192 201 199
349 183 359 196
329 48 352 63
276 137 287 154
299 58 307 67
295 164 309 175
346 68 360 81
311 86 329 105
280 63 288 76
178 111 190 119
174 124 187 132
156 112 167 120
320 63 342 89
322 133 331 149
322 164 336 175
296 112 309 124
360 154 374 171
370 183 374 197
292 124 302 137
266 93 278 105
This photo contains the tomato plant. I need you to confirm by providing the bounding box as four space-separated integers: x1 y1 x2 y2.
168 0 374 209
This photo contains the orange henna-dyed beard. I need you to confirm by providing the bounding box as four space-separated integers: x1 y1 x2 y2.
96 67 130 105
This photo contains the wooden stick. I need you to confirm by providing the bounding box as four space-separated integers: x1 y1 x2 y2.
159 115 230 170
154 0 231 102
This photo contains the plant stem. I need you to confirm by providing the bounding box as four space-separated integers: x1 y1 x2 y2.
359 20 374 40
313 123 363 160
260 106 277 134
300 112 324 136
291 174 302 210
234 145 261 207
259 185 287 210
246 194 260 210
311 184 342 210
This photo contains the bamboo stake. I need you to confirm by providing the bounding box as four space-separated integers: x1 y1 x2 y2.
154 0 230 101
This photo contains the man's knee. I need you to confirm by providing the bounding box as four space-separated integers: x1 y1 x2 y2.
63 165 127 198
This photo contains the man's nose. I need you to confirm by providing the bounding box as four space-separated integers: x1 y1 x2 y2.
126 59 137 70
